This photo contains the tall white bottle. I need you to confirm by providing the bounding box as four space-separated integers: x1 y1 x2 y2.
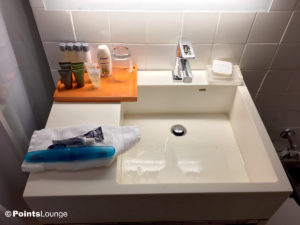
97 45 112 77
73 42 83 63
66 42 75 63
82 43 92 64
59 42 67 62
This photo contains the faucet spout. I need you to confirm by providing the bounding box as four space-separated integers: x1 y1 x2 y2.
172 38 195 83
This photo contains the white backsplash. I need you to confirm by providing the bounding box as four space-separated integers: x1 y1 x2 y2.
30 0 300 143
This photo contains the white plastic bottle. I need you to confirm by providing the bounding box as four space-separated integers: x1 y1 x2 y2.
73 42 83 63
97 45 112 77
59 42 67 62
82 43 92 64
66 42 75 63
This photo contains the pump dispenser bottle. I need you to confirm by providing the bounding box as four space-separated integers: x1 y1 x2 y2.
97 45 112 77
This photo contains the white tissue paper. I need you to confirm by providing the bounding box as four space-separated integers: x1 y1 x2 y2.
21 124 141 173
212 60 233 76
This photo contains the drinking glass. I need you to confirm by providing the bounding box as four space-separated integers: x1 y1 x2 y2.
87 67 100 88
112 46 133 82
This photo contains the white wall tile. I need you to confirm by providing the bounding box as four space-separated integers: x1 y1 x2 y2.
293 128 300 145
110 12 146 43
281 111 300 127
189 44 212 70
72 12 110 43
274 111 300 127
259 111 283 127
182 13 219 44
270 0 298 11
248 12 291 43
256 93 300 111
210 44 244 65
287 71 300 93
111 44 146 70
282 12 300 43
240 44 278 70
32 8 75 42
255 93 289 111
258 111 298 140
145 12 182 44
260 70 293 93
51 70 59 85
271 44 300 70
241 70 266 94
296 1 300 10
215 13 255 44
146 45 176 70
43 42 60 69
29 0 44 8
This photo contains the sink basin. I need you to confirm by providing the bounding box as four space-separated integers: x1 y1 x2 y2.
118 84 277 184
23 71 292 224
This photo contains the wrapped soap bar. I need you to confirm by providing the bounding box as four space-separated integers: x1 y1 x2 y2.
212 60 233 77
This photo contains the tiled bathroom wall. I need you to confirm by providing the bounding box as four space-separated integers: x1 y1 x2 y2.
29 0 300 143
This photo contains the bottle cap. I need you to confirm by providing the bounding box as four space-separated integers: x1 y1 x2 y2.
73 42 82 51
82 43 90 52
97 45 110 56
66 42 73 51
97 45 109 51
59 43 66 51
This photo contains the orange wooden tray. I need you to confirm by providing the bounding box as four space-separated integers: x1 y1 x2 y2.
53 66 137 102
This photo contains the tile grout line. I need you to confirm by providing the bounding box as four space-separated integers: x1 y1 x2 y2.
69 10 77 42
238 12 257 66
107 10 112 43
293 0 300 10
179 12 184 40
254 10 295 101
212 12 221 43
209 12 221 62
41 40 300 45
279 11 294 43
253 71 269 100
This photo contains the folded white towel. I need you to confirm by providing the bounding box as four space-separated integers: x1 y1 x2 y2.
21 124 140 173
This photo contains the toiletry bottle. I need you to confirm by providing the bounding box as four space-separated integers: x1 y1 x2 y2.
59 42 67 62
70 42 77 63
82 43 92 64
73 42 82 63
82 43 92 72
97 45 112 77
66 42 74 63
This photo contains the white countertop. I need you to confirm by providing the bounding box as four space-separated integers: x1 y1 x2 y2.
23 71 291 198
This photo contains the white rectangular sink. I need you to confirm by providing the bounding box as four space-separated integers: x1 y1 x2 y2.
119 75 278 185
23 71 292 224
121 113 250 184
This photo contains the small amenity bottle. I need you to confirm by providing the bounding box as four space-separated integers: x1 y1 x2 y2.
66 42 75 63
73 42 83 63
59 42 67 62
82 43 92 64
97 45 112 77
82 43 92 72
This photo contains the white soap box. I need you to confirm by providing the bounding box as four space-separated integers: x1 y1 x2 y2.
207 65 243 85
212 60 233 76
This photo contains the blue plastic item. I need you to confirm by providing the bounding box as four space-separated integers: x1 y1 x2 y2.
24 146 115 163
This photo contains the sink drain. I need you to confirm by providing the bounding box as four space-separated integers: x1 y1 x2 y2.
171 124 186 137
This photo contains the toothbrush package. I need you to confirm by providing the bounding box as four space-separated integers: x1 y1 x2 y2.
21 124 140 173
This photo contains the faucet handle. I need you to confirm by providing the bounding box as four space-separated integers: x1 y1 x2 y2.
179 38 195 59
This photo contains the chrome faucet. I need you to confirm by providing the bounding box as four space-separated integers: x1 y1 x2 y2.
173 38 195 83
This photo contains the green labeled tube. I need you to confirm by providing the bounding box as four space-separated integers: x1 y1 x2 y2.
58 69 72 89
72 68 85 87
